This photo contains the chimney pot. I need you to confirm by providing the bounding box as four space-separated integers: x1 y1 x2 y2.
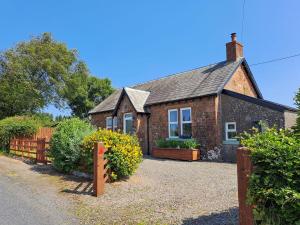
226 33 243 61
231 33 237 42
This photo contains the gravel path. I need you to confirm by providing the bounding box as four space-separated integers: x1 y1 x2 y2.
0 155 238 225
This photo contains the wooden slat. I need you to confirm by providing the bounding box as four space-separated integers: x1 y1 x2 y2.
103 159 108 165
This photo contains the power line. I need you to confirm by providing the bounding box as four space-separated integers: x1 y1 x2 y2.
241 0 246 42
250 53 300 66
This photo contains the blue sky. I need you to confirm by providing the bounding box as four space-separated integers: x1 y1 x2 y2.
1 0 300 116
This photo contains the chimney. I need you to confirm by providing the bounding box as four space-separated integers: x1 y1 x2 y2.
226 33 243 61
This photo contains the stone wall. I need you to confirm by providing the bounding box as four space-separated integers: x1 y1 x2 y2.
221 94 285 162
221 94 284 136
284 111 297 129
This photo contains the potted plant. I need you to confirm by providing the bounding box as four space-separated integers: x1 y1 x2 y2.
152 138 200 161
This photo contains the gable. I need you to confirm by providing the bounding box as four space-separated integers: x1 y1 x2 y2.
115 93 136 115
224 64 258 98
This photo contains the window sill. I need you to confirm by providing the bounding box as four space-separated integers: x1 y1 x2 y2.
166 137 193 141
223 140 240 145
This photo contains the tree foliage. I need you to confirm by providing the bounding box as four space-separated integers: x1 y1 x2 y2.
0 33 114 119
0 115 54 151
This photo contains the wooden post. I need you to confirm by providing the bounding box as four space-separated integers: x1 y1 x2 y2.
93 142 107 197
237 147 254 225
36 138 46 164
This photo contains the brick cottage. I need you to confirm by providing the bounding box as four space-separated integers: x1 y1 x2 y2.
89 33 297 162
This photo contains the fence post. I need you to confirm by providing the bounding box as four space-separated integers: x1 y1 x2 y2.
36 138 46 164
93 142 107 197
237 147 254 225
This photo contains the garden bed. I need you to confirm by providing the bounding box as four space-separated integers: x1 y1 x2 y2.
152 147 200 161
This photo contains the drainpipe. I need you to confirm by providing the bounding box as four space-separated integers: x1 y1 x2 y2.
146 114 150 155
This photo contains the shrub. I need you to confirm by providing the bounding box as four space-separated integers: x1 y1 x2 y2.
156 138 199 149
81 129 143 181
50 118 94 173
240 128 300 225
0 116 41 151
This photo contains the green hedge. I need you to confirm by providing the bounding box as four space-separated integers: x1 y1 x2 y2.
50 118 94 173
0 116 41 151
241 128 300 224
81 129 143 181
156 138 199 149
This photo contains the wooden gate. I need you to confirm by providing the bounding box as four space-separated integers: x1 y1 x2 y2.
237 147 254 225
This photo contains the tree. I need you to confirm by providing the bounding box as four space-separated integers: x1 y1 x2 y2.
293 88 300 134
62 63 114 118
0 33 114 119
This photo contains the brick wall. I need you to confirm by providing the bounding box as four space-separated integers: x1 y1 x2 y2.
91 94 149 154
224 65 258 98
148 95 221 154
90 111 112 128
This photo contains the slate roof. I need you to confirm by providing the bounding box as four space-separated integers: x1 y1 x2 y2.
89 58 262 114
123 87 150 113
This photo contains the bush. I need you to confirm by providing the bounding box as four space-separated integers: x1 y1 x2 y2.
50 118 94 173
81 129 143 181
0 116 41 151
241 128 300 225
156 138 199 149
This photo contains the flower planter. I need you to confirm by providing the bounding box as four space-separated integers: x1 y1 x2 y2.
152 147 200 161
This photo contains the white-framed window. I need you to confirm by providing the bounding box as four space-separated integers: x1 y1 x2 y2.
106 117 113 130
113 117 118 130
225 122 237 141
180 107 192 138
123 113 133 134
168 109 179 138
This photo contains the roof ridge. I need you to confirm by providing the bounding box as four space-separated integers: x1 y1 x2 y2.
124 87 150 93
131 60 226 88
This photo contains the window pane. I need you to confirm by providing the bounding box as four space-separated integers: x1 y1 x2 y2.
113 118 117 128
106 118 112 127
182 109 191 122
227 131 237 140
182 123 192 137
170 124 179 137
125 119 133 134
169 110 177 122
228 124 235 130
124 113 132 119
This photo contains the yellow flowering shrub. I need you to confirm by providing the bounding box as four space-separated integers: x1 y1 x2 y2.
81 128 143 181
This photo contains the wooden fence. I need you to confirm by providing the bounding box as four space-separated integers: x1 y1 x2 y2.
9 127 54 163
34 127 54 141
237 147 254 225
10 138 51 164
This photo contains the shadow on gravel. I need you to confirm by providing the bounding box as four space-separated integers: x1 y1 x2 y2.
181 207 238 225
30 163 94 196
62 182 94 195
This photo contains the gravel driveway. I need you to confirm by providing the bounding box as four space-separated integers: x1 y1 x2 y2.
0 155 238 225
71 156 238 225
